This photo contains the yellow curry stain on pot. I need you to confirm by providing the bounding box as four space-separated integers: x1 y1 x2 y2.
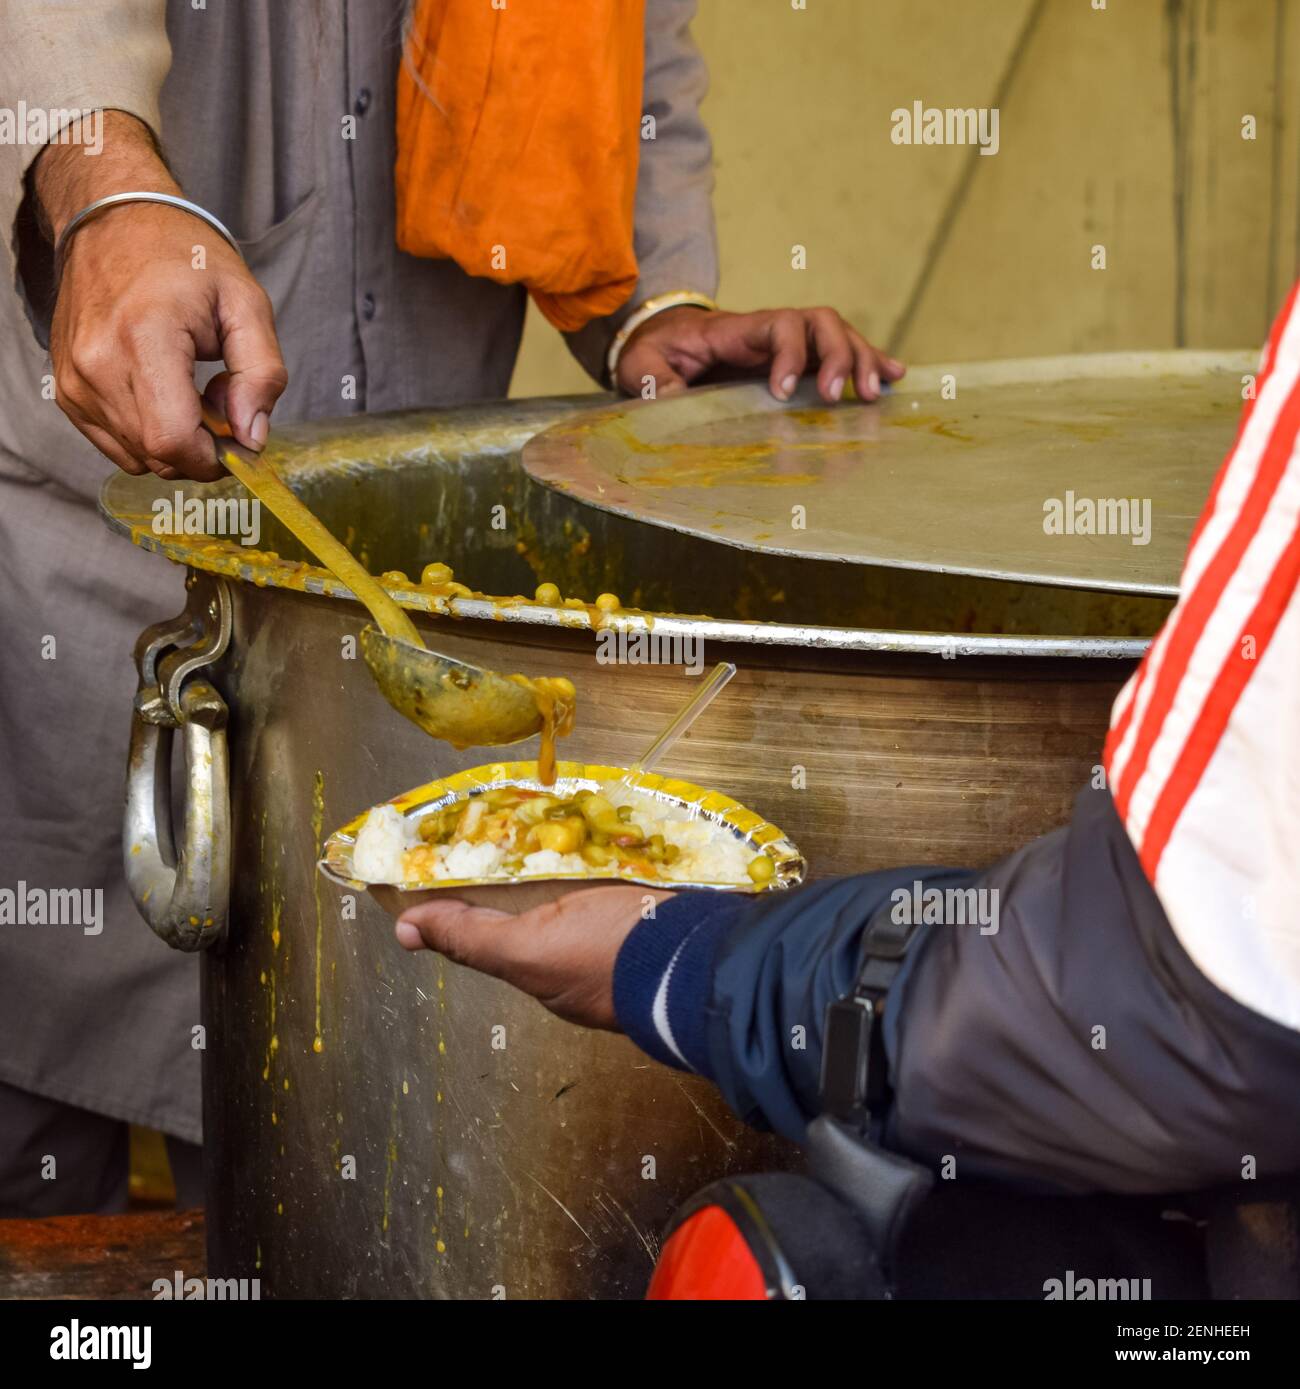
262 974 278 1083
886 413 975 443
311 770 326 1055
784 408 841 428
381 1098 399 1235
606 421 860 490
129 513 647 651
628 444 821 491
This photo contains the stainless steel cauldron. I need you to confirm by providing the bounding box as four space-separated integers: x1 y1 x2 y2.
99 368 1227 1298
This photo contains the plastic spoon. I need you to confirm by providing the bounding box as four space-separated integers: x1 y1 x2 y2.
624 662 737 782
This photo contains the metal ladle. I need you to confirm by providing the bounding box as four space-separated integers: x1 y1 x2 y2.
201 411 542 747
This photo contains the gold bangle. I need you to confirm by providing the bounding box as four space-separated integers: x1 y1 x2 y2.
606 290 719 385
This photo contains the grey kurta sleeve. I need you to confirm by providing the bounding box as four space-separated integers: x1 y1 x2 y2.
0 0 171 340
564 0 720 384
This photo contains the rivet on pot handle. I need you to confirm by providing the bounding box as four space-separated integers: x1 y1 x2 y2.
125 575 232 951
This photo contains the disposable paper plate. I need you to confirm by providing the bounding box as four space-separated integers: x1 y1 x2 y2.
319 760 806 917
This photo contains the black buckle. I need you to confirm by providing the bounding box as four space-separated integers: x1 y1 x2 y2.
822 988 883 1127
818 908 920 1132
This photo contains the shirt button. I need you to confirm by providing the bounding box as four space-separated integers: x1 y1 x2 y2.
362 292 376 321
354 88 372 116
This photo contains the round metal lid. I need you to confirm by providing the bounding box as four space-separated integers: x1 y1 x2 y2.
522 351 1255 597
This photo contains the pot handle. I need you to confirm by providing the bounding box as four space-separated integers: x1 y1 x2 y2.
124 576 232 951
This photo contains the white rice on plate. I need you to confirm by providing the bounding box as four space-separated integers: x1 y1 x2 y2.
350 784 757 887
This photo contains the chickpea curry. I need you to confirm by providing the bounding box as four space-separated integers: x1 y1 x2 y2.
400 784 777 887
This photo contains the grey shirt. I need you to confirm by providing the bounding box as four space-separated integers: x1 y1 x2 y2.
0 0 717 1140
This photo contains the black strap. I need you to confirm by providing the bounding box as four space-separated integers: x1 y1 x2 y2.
818 903 922 1135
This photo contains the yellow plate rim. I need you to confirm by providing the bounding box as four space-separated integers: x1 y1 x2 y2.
319 760 807 896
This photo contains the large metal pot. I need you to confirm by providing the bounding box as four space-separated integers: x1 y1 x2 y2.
99 363 1230 1298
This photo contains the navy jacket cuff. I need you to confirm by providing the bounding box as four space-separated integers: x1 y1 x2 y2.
612 891 749 1074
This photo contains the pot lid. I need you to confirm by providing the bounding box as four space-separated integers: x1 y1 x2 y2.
522 351 1255 597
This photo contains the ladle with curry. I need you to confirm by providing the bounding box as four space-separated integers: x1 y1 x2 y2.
200 408 575 778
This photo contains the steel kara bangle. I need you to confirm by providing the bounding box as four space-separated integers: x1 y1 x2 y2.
54 191 244 277
606 289 719 385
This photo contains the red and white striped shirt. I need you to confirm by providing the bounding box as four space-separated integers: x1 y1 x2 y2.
1104 284 1300 1030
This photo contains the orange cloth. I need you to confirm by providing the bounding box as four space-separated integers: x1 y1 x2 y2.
395 0 646 333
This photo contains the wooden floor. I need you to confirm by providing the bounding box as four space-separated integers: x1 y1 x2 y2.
0 1210 205 1300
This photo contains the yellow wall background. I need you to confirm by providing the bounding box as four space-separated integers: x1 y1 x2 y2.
510 0 1298 397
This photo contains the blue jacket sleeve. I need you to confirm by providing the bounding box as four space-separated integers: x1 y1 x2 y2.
613 868 979 1143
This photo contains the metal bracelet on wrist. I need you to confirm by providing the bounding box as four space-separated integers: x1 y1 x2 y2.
53 191 244 278
606 290 720 386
